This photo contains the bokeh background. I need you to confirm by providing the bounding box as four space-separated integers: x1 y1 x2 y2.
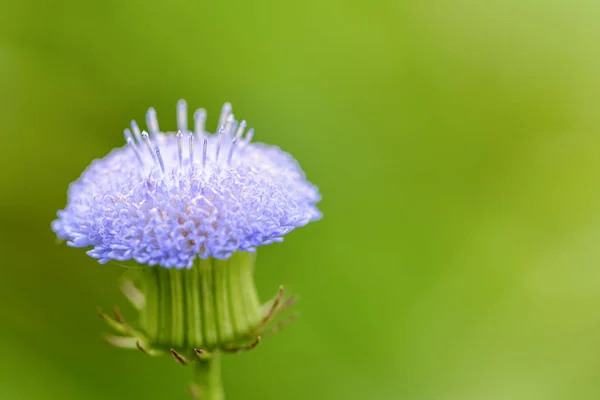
2 1 600 399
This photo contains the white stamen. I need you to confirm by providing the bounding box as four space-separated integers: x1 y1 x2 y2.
146 108 159 137
194 108 206 138
176 131 183 169
141 131 158 163
231 121 239 138
177 99 188 133
155 147 165 173
215 126 224 162
224 114 235 136
130 120 143 143
124 128 133 142
188 132 194 168
235 120 247 140
227 138 237 165
124 129 144 166
202 137 208 169
244 128 254 143
217 102 232 131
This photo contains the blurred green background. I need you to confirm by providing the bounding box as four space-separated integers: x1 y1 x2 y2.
2 0 600 399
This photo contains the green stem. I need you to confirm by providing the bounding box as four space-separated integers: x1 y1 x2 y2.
192 353 224 400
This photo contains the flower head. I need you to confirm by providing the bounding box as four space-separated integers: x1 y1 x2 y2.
52 100 321 268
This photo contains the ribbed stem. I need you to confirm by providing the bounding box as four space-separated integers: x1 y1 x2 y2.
193 353 224 400
139 252 262 350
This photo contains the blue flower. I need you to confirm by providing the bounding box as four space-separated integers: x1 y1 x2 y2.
52 100 321 268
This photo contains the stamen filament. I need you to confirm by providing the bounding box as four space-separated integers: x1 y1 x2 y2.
176 131 183 169
142 131 158 163
189 132 195 168
227 138 237 165
194 108 206 138
177 99 188 133
202 137 208 169
244 128 254 143
131 120 143 143
215 127 224 162
146 108 160 137
235 120 247 140
224 114 235 136
217 102 232 131
155 147 165 173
